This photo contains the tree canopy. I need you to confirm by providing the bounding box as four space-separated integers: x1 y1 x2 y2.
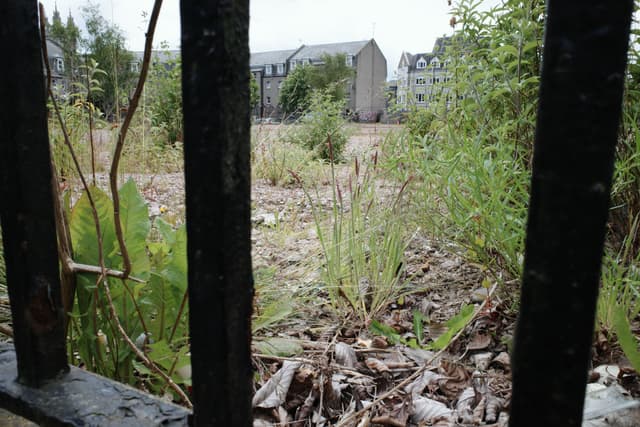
279 53 355 116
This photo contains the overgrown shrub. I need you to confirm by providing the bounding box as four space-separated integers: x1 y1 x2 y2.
286 90 349 161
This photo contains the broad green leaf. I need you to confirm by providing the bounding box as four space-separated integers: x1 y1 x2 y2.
613 308 640 373
253 300 294 333
254 338 303 357
370 320 403 345
119 179 151 279
429 305 475 350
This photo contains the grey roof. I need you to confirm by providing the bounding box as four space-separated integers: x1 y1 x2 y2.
46 39 64 58
290 40 370 61
250 49 299 67
400 36 453 71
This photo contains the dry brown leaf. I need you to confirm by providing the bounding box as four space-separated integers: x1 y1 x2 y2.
455 386 476 424
371 336 390 348
485 394 504 423
365 357 391 374
405 370 446 396
439 360 471 399
491 351 511 371
467 331 492 351
335 342 358 368
473 395 487 424
411 396 454 424
252 361 301 408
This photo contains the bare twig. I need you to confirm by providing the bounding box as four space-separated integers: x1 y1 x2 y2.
335 284 498 426
109 0 163 278
67 261 145 283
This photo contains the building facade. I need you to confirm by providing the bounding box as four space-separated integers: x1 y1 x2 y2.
250 39 387 121
46 39 67 95
395 36 454 111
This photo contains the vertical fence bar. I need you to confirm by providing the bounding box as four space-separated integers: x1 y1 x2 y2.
509 1 633 426
0 2 68 385
180 1 253 425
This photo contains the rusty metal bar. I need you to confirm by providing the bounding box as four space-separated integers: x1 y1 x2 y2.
0 1 68 385
510 1 633 426
180 1 253 425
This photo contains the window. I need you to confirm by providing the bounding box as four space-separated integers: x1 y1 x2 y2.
431 60 440 69
301 58 309 66
290 60 296 71
416 77 425 85
266 96 271 105
416 93 425 103
345 55 353 67
266 81 271 89
276 63 284 74
130 62 139 73
278 80 283 89
416 59 426 69
55 57 64 73
265 64 272 75
435 77 440 84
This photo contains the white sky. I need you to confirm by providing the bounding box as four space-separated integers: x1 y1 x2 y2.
40 0 500 79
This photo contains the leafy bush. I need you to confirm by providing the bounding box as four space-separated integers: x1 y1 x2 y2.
405 106 436 138
286 90 349 161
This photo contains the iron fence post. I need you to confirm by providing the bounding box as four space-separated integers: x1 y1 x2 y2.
510 1 633 426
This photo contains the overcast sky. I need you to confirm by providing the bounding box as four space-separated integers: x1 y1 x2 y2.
40 0 499 79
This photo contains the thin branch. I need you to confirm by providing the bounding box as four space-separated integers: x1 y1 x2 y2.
100 277 192 407
109 0 163 278
67 261 145 283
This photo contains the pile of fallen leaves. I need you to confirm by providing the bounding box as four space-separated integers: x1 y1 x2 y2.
252 299 514 427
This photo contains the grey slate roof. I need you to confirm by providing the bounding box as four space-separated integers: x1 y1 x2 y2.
46 39 64 58
290 40 370 61
250 49 299 67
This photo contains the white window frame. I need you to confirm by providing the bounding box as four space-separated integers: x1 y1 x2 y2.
301 58 309 66
416 93 425 103
265 64 272 75
290 60 296 71
276 63 284 74
345 55 353 67
416 59 426 69
55 57 65 73
266 96 271 105
416 77 425 86
431 60 440 69
266 81 271 89
278 80 282 89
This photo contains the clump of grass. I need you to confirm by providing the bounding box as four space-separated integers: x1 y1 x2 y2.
252 131 313 186
293 140 413 324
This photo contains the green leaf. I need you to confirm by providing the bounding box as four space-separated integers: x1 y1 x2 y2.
118 179 151 279
413 310 425 346
253 300 294 333
253 338 303 357
428 304 475 350
613 308 640 373
370 320 403 345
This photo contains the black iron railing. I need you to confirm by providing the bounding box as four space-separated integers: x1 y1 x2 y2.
0 0 634 426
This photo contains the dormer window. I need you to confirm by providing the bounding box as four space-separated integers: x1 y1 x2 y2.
345 55 353 67
265 64 272 75
276 63 284 74
290 60 296 71
431 59 440 69
55 57 64 73
416 59 427 69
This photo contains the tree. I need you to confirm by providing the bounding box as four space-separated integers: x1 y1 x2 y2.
250 72 260 111
279 66 313 116
47 7 81 86
308 53 355 102
147 51 183 144
81 2 136 120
